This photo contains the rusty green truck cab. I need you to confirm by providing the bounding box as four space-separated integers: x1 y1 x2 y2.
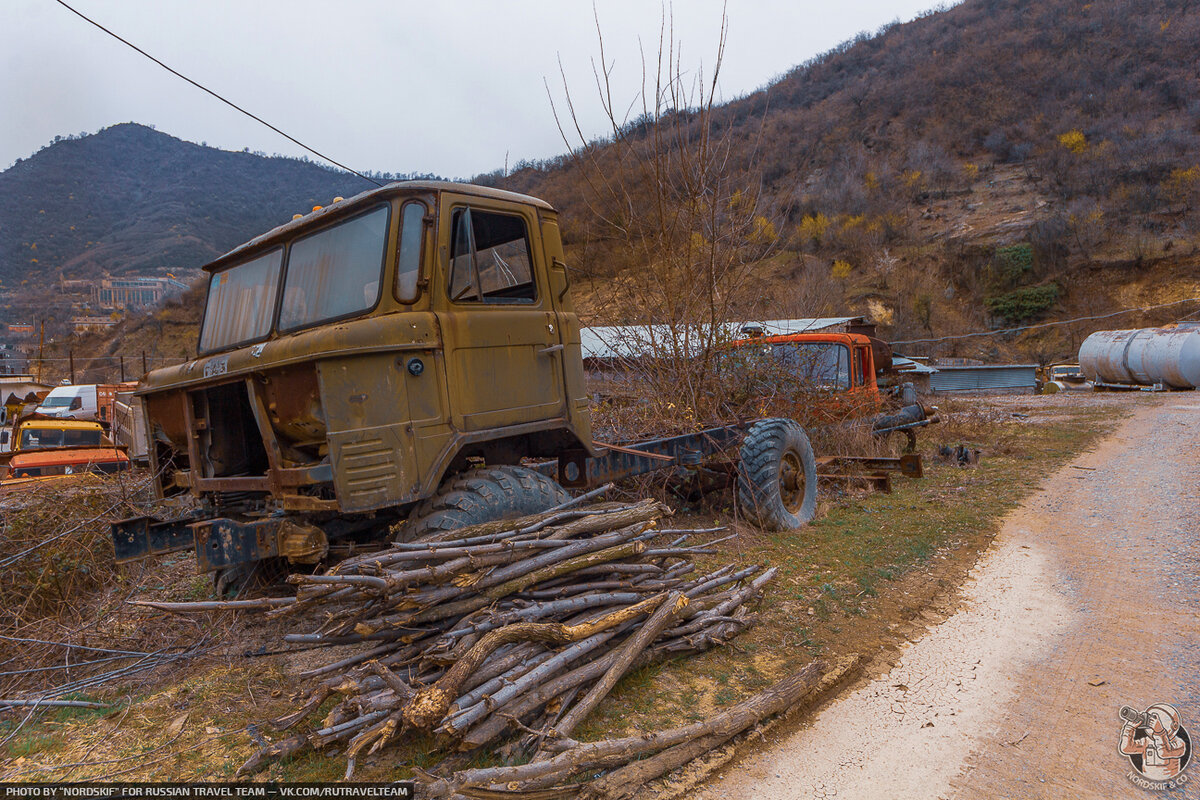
117 182 595 577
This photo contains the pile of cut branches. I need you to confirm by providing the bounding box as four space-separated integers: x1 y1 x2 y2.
138 496 783 789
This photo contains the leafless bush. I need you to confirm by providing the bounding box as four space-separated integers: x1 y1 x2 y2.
551 8 782 426
0 473 157 624
0 472 211 698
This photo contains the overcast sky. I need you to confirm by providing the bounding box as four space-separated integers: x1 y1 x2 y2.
5 1 952 179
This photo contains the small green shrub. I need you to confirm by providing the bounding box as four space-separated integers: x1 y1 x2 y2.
986 282 1061 322
990 242 1035 288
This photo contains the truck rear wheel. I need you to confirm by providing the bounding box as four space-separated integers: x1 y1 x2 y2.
737 418 817 531
213 557 290 599
406 465 570 541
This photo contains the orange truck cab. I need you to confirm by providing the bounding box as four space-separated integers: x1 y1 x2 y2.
3 447 131 487
722 331 885 421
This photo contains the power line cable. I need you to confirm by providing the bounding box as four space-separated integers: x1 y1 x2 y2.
891 297 1200 346
52 0 382 187
1172 305 1200 324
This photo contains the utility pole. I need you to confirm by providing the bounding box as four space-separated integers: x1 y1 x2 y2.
69 350 75 384
37 320 44 384
120 355 126 383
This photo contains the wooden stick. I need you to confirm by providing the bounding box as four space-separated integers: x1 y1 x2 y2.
409 540 649 626
0 699 110 709
578 656 862 799
128 597 296 613
237 732 310 777
441 593 643 641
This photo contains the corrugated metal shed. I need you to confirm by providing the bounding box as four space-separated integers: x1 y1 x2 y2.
581 318 863 361
929 364 1038 392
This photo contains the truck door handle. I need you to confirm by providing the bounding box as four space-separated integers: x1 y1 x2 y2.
538 344 564 356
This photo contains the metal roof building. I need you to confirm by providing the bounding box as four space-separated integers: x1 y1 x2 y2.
580 318 866 361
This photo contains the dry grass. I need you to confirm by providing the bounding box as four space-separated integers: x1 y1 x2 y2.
0 472 154 625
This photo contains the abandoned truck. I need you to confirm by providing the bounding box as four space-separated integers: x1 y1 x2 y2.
113 181 924 591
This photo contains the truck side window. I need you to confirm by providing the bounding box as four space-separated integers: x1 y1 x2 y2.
395 202 426 303
448 208 536 304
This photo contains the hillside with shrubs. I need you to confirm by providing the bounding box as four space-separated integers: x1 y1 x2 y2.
498 0 1200 360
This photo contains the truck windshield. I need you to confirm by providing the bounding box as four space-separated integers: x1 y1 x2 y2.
42 397 74 407
719 341 852 394
200 248 283 353
771 343 851 389
279 206 389 331
19 428 103 449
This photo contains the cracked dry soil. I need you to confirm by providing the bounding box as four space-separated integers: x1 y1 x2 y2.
693 394 1200 799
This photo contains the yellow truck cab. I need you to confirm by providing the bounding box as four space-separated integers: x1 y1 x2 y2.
12 418 108 452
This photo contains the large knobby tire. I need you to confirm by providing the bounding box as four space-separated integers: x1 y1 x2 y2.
737 418 817 531
405 465 570 540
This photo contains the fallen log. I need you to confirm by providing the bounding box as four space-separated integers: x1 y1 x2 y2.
128 597 297 613
577 655 862 799
443 659 830 793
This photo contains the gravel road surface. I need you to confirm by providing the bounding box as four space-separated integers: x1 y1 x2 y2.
693 394 1199 799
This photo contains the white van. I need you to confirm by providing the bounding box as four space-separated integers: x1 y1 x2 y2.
35 385 100 420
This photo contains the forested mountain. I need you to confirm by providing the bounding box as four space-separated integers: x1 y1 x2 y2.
0 123 378 283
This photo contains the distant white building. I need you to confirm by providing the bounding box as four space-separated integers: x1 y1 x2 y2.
93 274 190 310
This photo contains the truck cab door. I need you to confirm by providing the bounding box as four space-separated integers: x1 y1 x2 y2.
436 197 566 432
852 343 881 414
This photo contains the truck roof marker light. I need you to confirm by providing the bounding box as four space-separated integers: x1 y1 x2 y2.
312 205 324 212
292 214 303 220
333 197 344 203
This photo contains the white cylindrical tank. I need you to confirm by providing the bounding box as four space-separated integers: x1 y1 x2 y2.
1079 325 1200 388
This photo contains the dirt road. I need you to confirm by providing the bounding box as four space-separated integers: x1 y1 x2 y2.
694 394 1200 798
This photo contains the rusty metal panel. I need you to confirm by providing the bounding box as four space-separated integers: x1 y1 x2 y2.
138 311 441 396
111 516 194 563
318 352 417 512
440 308 567 430
193 517 280 572
435 193 566 433
260 366 326 445
327 427 410 511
